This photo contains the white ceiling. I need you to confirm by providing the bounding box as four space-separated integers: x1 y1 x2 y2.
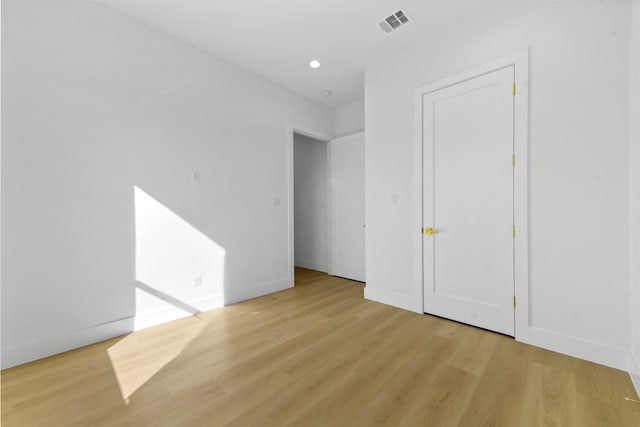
102 0 487 108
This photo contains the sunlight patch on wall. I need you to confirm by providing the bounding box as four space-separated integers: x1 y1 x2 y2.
134 186 225 328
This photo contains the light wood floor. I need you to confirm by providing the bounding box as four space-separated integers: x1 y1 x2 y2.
2 268 640 426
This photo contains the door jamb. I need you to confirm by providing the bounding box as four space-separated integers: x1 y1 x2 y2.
413 48 530 341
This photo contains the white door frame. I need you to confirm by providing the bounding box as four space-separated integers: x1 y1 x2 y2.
287 124 333 284
413 48 529 340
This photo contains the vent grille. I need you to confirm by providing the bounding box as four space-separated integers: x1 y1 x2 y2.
395 10 409 24
379 10 410 34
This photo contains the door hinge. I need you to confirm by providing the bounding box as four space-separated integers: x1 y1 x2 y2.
512 153 515 167
512 224 515 238
512 82 516 95
513 296 516 307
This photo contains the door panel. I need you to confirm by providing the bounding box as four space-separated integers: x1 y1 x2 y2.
330 133 365 282
423 66 514 336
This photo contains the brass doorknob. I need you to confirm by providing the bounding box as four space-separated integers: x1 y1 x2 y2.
424 227 438 235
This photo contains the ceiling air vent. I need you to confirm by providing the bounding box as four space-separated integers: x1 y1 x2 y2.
378 10 410 34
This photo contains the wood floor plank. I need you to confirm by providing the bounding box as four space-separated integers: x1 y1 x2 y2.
359 335 462 426
2 267 639 426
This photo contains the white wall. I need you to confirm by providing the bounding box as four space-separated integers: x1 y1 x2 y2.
365 1 631 369
334 99 364 138
1 0 333 368
294 134 328 272
629 0 640 394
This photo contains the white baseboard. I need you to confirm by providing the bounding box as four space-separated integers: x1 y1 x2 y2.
295 259 327 273
522 327 628 371
1 316 135 369
224 277 293 305
2 279 292 369
630 351 640 397
133 294 224 331
2 279 293 369
2 294 225 370
364 286 422 314
361 287 630 372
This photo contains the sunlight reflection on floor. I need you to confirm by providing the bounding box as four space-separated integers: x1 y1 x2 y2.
107 316 207 401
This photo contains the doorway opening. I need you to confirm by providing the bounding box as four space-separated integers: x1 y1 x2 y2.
288 127 366 286
293 132 330 274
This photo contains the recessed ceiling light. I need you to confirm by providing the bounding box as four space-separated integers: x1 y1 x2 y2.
309 60 320 69
322 90 333 96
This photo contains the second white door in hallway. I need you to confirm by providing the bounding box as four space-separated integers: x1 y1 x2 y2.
330 132 365 282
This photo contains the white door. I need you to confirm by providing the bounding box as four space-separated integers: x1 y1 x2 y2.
330 132 365 282
422 66 515 336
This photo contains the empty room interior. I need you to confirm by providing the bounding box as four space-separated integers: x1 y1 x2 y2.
1 0 640 425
